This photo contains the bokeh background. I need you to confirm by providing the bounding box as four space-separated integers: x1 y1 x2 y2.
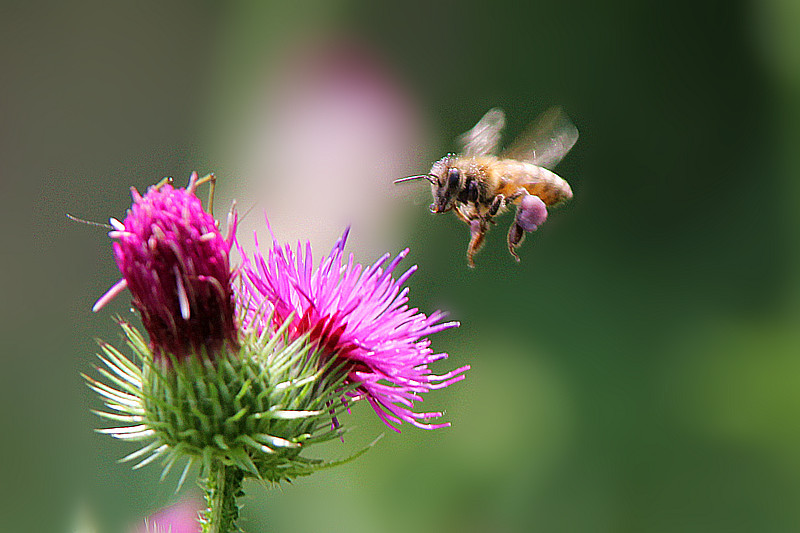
3 1 800 531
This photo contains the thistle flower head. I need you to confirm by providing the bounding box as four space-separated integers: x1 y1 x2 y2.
87 318 360 487
237 225 469 431
88 174 377 489
94 172 238 360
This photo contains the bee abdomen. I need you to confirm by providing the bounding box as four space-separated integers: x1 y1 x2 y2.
515 163 572 207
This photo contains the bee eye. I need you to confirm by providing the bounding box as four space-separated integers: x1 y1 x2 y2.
447 168 460 190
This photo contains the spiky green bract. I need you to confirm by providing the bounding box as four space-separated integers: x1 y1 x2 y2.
86 317 363 488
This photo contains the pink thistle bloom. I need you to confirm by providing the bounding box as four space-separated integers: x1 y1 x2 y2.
94 172 238 360
237 226 469 431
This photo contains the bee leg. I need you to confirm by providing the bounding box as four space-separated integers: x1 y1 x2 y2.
507 193 548 262
454 204 471 225
488 194 505 217
467 218 488 268
507 223 524 261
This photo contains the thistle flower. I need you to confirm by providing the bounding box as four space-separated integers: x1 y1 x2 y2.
87 174 367 533
237 226 470 431
88 319 356 480
93 172 238 360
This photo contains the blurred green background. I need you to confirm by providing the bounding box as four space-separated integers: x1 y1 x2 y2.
4 1 800 531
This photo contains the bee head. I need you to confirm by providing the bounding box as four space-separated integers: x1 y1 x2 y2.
428 157 462 214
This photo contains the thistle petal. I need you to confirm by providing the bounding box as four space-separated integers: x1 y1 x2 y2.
236 225 469 431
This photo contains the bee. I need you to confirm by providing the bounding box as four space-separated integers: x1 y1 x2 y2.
395 107 578 267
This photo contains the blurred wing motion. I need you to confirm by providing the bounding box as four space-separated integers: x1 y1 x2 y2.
457 108 506 158
502 106 578 169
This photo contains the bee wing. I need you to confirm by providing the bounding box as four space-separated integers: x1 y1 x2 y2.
502 106 578 169
457 108 506 157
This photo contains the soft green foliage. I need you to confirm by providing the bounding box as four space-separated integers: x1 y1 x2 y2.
85 316 363 487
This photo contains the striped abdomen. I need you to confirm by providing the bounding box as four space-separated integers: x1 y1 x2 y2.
490 159 573 207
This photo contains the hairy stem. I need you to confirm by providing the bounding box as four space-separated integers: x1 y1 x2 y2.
202 460 244 533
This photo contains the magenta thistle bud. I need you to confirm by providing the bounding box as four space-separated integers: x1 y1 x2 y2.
237 226 470 431
94 172 238 360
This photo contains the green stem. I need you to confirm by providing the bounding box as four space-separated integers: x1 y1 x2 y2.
202 460 244 533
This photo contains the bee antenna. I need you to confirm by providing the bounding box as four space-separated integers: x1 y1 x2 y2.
393 174 436 185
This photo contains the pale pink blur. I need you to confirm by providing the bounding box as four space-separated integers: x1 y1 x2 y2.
230 38 429 257
133 498 203 533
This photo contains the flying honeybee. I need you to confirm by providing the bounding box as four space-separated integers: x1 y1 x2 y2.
395 107 578 267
